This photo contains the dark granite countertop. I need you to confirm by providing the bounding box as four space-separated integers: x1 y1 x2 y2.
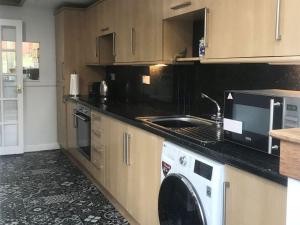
67 96 287 186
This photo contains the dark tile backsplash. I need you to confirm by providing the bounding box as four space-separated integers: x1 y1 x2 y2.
106 64 300 117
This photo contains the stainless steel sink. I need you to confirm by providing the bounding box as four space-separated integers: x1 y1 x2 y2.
136 115 223 144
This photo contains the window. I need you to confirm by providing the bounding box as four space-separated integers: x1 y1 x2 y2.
1 41 40 81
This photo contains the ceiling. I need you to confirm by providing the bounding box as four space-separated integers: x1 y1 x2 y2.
0 0 95 9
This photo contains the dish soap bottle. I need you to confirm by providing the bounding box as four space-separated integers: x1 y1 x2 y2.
199 37 205 57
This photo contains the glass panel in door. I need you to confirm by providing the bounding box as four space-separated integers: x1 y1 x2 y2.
0 20 23 155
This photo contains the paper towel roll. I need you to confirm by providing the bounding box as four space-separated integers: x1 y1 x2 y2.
69 73 79 97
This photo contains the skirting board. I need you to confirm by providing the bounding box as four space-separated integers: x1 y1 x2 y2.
24 143 60 152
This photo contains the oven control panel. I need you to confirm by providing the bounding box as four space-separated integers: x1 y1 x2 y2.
76 104 91 116
283 98 300 128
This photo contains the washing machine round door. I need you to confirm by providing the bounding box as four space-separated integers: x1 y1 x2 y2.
158 174 206 225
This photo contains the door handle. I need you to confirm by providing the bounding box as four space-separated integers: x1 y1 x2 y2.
275 0 282 41
203 7 209 48
131 28 135 55
96 36 99 57
268 99 281 154
73 110 78 128
16 85 22 94
112 32 116 57
123 132 127 164
126 133 131 165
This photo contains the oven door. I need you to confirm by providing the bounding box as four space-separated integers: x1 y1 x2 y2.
158 174 206 225
224 92 283 155
74 111 91 160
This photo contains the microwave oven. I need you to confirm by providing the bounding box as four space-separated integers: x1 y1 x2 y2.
223 89 300 156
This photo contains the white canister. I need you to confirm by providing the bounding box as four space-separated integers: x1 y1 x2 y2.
69 73 79 97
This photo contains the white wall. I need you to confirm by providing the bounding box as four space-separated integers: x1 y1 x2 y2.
0 5 59 151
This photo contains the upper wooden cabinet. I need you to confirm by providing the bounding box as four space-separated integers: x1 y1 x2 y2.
97 0 116 36
274 0 300 56
205 0 300 60
114 0 163 64
163 0 207 19
205 0 276 59
224 165 287 225
85 5 100 64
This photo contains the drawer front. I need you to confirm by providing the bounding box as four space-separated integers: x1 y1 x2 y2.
163 0 205 19
91 148 105 170
91 111 102 128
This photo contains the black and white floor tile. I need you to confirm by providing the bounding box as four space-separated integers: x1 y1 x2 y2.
0 150 129 225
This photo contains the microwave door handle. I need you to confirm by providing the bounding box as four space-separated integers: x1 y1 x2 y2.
268 99 281 154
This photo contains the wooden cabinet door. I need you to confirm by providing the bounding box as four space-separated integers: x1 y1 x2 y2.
67 101 77 150
57 85 68 150
115 0 134 63
132 0 163 63
274 0 300 56
105 117 129 207
224 165 287 225
126 125 163 225
97 0 116 36
85 5 99 64
206 0 276 59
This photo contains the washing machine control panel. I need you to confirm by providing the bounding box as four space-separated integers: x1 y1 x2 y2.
194 160 213 181
179 156 187 166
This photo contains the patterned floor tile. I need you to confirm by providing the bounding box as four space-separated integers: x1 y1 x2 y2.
0 150 129 225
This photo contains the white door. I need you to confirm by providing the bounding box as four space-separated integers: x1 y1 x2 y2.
0 19 23 155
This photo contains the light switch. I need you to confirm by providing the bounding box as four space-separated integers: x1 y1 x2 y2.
142 75 150 85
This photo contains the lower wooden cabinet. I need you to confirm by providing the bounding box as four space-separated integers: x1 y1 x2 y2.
91 111 108 187
102 113 163 225
66 101 77 150
224 165 287 225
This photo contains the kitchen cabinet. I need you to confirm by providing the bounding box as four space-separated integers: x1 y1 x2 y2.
104 115 163 225
56 84 68 150
163 0 207 19
91 111 108 187
224 165 287 225
84 4 99 65
126 125 163 225
114 0 134 63
97 0 116 36
205 0 276 59
205 0 300 60
66 101 77 150
55 9 84 149
114 0 163 64
274 0 300 56
105 117 128 206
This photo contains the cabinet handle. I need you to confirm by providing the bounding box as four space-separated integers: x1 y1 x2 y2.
275 0 282 41
73 110 77 128
101 27 109 32
170 1 191 10
96 37 99 57
223 181 230 225
92 129 102 138
61 62 64 81
123 132 126 164
112 32 116 57
204 7 209 47
131 28 135 55
126 133 131 165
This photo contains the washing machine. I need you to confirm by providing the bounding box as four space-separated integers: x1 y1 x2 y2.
158 141 224 225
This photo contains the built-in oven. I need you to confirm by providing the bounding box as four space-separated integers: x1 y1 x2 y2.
224 89 300 156
73 104 91 160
